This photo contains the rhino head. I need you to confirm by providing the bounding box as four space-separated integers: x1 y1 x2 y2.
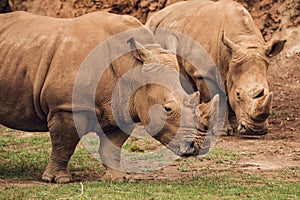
128 38 218 156
222 32 286 135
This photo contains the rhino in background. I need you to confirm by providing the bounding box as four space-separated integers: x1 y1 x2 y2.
0 11 220 183
147 0 286 135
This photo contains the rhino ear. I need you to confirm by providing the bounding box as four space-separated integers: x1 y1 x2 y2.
222 31 239 54
127 37 158 64
265 38 286 57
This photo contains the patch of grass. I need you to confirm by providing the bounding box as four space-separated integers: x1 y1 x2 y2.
1 131 299 199
68 147 105 173
1 174 299 199
177 159 189 172
176 157 202 172
289 166 300 170
122 137 145 152
204 148 241 164
277 166 300 181
0 132 104 181
271 111 291 119
0 127 15 132
122 149 173 162
0 135 51 180
123 137 159 152
123 142 145 153
128 144 145 153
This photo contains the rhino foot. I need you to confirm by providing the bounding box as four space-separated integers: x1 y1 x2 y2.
101 168 128 182
224 126 234 136
42 164 72 183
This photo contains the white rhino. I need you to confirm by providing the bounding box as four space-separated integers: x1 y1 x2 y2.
147 0 286 135
0 11 219 183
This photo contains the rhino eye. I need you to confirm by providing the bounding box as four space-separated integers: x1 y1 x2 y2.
164 106 172 112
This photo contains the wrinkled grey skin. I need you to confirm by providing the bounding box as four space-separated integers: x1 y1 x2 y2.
147 0 286 135
0 11 216 183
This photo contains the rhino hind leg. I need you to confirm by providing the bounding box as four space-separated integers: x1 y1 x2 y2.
99 128 130 182
42 112 81 183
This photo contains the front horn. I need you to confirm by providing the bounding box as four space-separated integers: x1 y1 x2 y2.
251 92 273 121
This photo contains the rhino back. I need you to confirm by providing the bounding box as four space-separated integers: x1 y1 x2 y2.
0 11 151 131
148 0 265 81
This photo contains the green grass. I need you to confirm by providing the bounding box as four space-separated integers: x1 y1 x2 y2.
0 175 299 199
0 134 51 180
0 132 299 199
270 111 291 119
0 132 104 181
204 148 241 164
176 148 241 172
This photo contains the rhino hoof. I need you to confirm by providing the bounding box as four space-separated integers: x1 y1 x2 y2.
54 175 72 184
226 127 235 136
42 174 54 183
42 170 72 183
221 125 234 136
101 169 127 182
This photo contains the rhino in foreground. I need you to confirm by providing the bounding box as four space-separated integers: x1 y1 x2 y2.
147 0 286 135
0 11 220 183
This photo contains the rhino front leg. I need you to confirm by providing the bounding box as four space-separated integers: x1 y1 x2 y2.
227 106 238 136
99 128 130 182
42 112 81 183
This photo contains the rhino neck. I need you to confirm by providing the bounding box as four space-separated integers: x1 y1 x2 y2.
110 65 144 133
220 0 266 73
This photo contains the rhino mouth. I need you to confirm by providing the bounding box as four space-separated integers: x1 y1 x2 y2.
179 143 210 157
238 121 268 135
179 135 212 157
171 128 213 157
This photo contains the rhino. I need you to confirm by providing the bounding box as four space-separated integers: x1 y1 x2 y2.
147 0 286 135
0 11 220 183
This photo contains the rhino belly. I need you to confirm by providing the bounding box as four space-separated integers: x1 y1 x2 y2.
0 37 48 131
0 79 48 131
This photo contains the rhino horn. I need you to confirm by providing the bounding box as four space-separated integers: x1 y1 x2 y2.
184 91 200 107
202 94 219 119
200 94 219 114
251 92 273 121
128 37 158 64
262 92 273 111
222 31 239 54
210 94 220 119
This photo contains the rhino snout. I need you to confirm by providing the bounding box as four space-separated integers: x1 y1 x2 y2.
181 142 196 157
238 121 269 135
180 135 212 157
